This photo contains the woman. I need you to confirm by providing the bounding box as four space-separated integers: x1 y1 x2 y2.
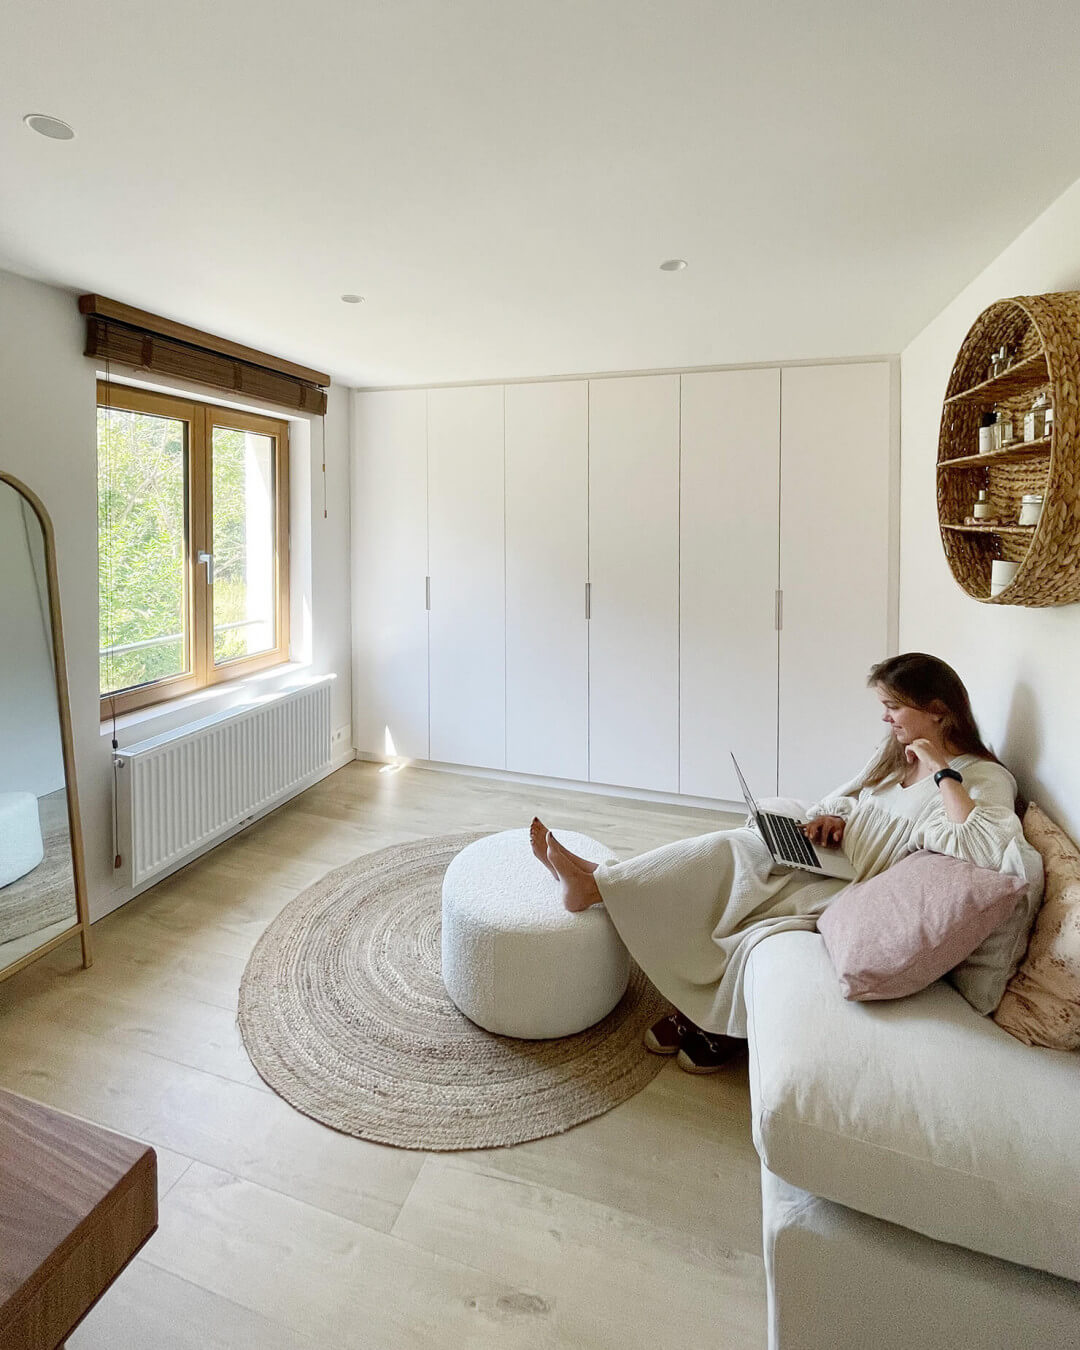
530 653 1030 1073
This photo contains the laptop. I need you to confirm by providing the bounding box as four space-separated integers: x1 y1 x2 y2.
731 753 855 880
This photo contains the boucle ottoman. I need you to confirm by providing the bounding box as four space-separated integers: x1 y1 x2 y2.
441 828 630 1038
0 792 44 888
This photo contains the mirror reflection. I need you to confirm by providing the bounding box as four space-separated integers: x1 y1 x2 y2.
0 480 77 972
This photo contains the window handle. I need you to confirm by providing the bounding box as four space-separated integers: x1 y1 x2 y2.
198 551 215 586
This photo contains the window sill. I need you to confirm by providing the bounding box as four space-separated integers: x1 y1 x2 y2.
100 661 316 741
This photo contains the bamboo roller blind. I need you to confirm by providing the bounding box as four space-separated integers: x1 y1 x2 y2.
80 294 330 415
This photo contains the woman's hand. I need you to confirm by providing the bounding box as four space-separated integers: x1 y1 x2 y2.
907 737 976 823
904 738 950 774
801 814 846 848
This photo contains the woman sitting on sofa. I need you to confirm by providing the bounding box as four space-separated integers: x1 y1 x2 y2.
530 652 1031 1073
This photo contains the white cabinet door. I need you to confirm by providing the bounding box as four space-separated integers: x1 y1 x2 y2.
680 369 780 801
588 374 680 792
351 390 429 761
428 385 506 769
505 381 589 780
778 363 894 802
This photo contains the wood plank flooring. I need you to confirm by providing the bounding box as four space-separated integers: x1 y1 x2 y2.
0 763 764 1349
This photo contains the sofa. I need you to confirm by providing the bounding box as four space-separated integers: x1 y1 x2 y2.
743 929 1080 1349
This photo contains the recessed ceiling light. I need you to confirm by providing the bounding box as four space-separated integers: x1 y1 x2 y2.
659 259 687 272
23 113 75 140
341 294 365 304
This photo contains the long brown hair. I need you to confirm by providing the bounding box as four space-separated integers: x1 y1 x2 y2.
860 653 998 789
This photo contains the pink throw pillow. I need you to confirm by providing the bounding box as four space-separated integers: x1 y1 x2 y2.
818 851 1027 1002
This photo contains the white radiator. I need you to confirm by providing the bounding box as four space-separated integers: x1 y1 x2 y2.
115 677 333 887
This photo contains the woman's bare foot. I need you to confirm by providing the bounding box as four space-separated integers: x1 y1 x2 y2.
546 831 602 912
530 818 558 878
530 818 600 878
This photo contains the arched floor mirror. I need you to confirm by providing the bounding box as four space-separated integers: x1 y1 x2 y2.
0 471 91 980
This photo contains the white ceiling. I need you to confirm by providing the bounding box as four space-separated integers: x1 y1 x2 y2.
4 0 1080 388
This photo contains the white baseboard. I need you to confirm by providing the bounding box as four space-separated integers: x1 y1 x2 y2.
330 744 357 773
352 750 743 816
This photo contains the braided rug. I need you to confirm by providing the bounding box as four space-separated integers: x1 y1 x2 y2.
238 832 668 1150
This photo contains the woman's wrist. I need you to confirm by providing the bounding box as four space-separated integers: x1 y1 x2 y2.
934 771 975 823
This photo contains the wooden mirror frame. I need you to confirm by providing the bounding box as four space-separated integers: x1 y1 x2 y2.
0 471 92 980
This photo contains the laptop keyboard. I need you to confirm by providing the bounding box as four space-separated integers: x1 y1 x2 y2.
760 812 821 869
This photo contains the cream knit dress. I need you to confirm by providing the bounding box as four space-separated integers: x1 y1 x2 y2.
593 750 1039 1036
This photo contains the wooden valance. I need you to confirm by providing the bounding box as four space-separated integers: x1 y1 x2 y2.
79 294 329 415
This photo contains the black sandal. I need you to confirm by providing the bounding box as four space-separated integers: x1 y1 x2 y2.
643 1012 691 1055
676 1029 740 1074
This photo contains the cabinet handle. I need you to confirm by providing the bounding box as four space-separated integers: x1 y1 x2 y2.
774 589 783 631
425 576 431 611
585 581 591 620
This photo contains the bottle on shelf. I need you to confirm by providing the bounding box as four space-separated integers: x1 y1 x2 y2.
972 489 993 521
989 345 1014 379
1024 392 1052 443
978 410 996 454
992 404 1015 450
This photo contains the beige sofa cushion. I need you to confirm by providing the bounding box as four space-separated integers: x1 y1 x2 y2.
761 1169 1080 1350
746 930 1080 1283
994 803 1080 1050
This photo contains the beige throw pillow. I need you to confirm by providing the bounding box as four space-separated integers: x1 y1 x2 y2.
994 803 1080 1050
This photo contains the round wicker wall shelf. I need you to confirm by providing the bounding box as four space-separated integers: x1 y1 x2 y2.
937 291 1080 606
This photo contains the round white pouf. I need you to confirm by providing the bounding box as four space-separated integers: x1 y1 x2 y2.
441 828 630 1039
0 792 44 888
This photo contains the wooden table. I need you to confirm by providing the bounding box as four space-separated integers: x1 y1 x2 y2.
0 1089 157 1349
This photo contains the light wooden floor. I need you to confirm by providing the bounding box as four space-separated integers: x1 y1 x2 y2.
0 762 765 1350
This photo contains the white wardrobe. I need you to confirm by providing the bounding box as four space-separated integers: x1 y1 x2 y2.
679 368 781 803
504 381 589 782
427 386 506 770
352 361 894 805
588 375 680 793
351 389 428 763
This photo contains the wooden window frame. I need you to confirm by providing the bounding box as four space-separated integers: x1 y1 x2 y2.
98 382 290 718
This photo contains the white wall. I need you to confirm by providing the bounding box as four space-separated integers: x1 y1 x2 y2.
900 174 1080 840
0 268 352 921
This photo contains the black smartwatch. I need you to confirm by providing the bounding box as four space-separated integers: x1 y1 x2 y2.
933 767 963 787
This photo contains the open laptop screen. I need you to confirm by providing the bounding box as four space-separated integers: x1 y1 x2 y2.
729 753 764 832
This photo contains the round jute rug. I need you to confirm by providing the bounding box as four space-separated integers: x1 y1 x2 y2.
238 832 669 1151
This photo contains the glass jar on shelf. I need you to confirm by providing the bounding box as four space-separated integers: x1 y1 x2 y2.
972 489 993 521
1018 493 1044 527
992 404 1015 450
1024 392 1052 442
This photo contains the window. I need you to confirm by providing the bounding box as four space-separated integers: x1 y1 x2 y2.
97 383 289 715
